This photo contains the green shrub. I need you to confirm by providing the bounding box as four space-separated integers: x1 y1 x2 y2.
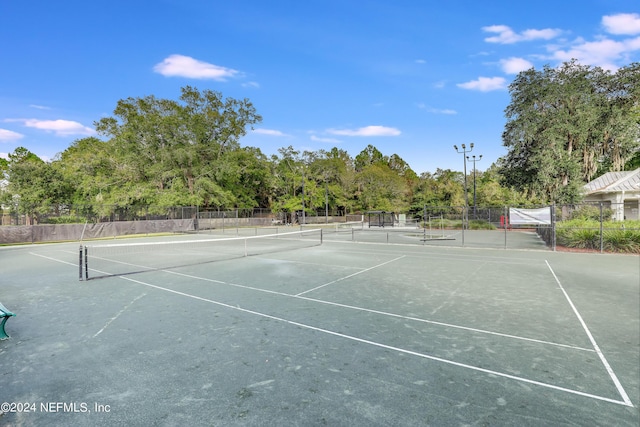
468 220 496 230
603 229 640 254
423 218 461 229
569 205 613 221
422 219 495 230
556 219 640 253
43 216 86 224
563 228 600 250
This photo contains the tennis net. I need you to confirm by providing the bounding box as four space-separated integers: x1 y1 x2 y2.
79 228 322 280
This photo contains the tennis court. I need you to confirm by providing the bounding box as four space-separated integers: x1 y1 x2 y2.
1 228 638 426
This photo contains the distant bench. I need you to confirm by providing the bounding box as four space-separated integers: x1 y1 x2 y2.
0 302 15 340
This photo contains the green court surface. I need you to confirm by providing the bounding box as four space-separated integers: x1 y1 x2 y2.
1 230 638 426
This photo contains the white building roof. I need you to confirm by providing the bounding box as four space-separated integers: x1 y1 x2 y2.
584 168 640 194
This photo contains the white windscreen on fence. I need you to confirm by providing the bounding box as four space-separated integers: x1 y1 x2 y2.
509 207 552 225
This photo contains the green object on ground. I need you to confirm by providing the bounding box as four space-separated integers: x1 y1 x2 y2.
0 301 15 340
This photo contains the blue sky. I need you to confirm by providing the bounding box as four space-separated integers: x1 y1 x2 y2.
1 1 639 175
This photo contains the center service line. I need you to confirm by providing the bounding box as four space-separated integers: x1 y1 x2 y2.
295 255 406 296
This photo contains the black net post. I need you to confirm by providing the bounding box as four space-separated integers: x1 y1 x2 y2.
79 245 83 281
84 246 88 280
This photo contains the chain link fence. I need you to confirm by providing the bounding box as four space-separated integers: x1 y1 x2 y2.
548 202 639 253
341 203 638 253
0 205 355 226
0 205 363 244
2 203 638 253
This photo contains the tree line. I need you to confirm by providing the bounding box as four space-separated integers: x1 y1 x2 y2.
1 61 638 224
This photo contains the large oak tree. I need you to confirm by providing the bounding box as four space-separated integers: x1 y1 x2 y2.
500 60 639 203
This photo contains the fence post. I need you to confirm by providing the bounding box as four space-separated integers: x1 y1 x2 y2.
423 205 427 243
599 202 604 254
551 204 556 251
461 206 465 247
504 206 508 249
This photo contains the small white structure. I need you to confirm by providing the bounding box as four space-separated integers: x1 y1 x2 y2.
583 168 640 220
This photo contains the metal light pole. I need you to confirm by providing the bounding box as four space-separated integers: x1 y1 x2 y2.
453 143 474 229
466 154 482 219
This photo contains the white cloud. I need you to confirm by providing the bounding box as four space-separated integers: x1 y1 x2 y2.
521 28 562 40
416 104 457 114
415 59 426 64
252 128 288 136
482 15 640 71
153 54 239 80
483 25 562 44
457 77 507 92
327 125 401 137
603 13 640 35
242 81 260 88
21 119 94 136
429 108 457 115
0 128 24 141
500 57 534 74
551 36 640 71
310 135 341 143
483 25 517 43
29 104 51 110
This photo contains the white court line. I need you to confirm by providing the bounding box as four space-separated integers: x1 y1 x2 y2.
295 255 406 296
297 295 595 353
545 260 634 407
318 243 545 265
116 274 632 407
165 269 594 353
93 293 146 338
30 251 594 353
30 252 79 267
30 251 632 406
